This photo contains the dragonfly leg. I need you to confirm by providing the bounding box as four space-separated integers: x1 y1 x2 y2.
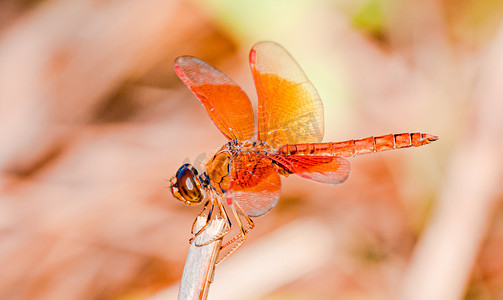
188 190 255 265
191 199 213 239
193 192 233 246
215 200 254 265
234 200 255 231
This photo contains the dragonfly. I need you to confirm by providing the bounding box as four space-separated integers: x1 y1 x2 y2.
170 41 437 263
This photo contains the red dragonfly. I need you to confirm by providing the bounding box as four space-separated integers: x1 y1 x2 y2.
170 41 437 262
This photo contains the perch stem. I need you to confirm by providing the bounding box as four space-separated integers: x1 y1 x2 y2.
177 217 226 300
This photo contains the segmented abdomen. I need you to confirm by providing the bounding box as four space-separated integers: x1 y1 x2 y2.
278 132 438 157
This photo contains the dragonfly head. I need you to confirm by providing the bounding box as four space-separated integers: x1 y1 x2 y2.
170 163 205 206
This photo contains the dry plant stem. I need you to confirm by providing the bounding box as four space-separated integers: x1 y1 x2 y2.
178 217 226 300
399 23 503 299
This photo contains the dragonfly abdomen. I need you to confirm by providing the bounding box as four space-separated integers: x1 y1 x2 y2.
278 132 438 157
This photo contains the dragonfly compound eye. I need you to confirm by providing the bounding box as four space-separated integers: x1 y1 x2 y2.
171 164 204 205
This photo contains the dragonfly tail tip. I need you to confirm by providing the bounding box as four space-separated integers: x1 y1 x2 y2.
422 133 439 143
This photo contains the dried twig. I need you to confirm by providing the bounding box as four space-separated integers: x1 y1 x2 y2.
177 217 226 300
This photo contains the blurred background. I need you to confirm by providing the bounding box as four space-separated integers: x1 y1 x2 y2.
1 0 503 299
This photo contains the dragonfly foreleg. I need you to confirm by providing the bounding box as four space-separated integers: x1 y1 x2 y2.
190 199 212 238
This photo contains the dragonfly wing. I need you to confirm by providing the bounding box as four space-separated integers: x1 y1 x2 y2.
269 154 350 184
175 56 255 141
250 41 324 148
228 152 281 217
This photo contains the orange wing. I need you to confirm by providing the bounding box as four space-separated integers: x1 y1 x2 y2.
175 56 254 141
269 154 350 184
250 41 324 148
228 152 281 217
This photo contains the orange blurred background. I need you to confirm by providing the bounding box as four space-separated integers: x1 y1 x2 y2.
1 0 503 299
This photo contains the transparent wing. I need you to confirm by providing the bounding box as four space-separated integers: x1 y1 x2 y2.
175 56 255 141
269 154 350 184
250 41 324 148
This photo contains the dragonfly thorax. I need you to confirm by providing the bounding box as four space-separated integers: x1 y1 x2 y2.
205 140 273 193
226 139 272 154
